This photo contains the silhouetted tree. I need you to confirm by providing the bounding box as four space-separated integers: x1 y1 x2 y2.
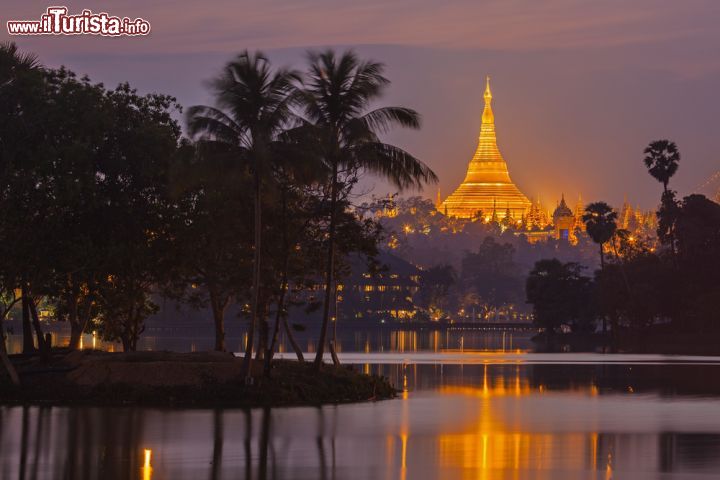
417 265 456 320
89 83 181 351
460 237 523 318
582 202 617 270
526 259 593 333
644 140 680 194
644 140 680 256
0 289 22 385
0 42 47 353
298 49 437 369
673 194 720 331
186 51 300 379
41 69 111 350
166 140 254 352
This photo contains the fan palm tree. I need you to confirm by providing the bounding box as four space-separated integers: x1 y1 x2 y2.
297 50 438 369
186 51 300 381
643 140 680 194
582 202 618 270
644 140 680 258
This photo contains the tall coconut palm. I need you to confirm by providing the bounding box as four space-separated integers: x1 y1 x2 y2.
582 202 618 270
298 50 438 369
186 51 300 381
643 140 680 194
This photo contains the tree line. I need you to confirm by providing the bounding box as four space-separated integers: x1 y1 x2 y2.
0 43 437 384
527 140 720 344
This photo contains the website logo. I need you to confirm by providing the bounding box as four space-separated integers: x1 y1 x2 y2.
7 6 151 36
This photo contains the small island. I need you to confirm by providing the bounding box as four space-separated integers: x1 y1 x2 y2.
0 351 396 408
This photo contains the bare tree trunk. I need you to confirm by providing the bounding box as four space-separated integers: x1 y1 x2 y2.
256 300 268 361
265 285 286 376
209 287 228 352
69 323 83 351
121 304 139 352
266 188 292 375
120 331 130 352
314 164 338 370
1 321 20 386
242 169 262 382
329 286 340 366
21 285 35 354
28 296 48 355
67 274 81 350
282 315 304 362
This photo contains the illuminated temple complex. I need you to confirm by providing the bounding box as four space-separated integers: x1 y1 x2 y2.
439 77 531 220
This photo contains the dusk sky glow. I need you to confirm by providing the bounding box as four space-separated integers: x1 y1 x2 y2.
4 0 719 209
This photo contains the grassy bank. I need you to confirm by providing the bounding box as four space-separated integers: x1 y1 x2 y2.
0 350 396 408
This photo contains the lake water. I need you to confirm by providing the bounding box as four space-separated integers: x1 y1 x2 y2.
3 332 720 479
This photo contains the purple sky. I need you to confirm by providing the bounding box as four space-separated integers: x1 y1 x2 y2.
4 0 720 209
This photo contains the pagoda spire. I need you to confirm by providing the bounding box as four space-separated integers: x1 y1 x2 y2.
438 76 531 219
482 75 494 125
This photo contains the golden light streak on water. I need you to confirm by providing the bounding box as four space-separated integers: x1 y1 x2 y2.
591 433 599 479
402 370 408 398
483 364 489 397
400 433 408 480
142 449 152 480
399 370 410 480
436 365 611 479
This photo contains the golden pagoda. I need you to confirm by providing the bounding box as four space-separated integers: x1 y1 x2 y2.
439 77 531 219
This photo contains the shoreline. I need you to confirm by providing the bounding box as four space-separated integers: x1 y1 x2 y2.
533 330 720 356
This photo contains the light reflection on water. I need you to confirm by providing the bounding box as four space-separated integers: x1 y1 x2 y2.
3 356 720 479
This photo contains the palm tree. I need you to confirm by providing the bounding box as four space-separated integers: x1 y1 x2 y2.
644 140 680 257
582 202 617 270
643 140 680 194
186 51 300 381
298 50 438 369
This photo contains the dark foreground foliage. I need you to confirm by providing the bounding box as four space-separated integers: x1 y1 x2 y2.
0 351 396 408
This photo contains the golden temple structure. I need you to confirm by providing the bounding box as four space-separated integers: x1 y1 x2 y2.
439 77 531 220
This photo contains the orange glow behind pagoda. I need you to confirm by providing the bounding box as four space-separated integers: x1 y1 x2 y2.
439 77 531 220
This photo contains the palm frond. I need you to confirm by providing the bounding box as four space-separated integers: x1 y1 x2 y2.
359 107 420 134
185 105 242 144
350 142 437 190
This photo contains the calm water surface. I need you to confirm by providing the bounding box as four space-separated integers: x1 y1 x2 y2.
2 333 720 479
